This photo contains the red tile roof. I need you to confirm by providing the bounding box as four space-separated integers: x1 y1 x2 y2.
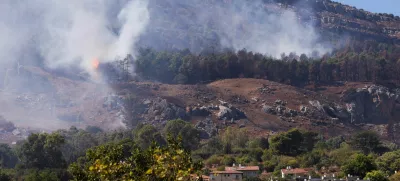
211 170 243 174
225 166 260 171
281 168 310 174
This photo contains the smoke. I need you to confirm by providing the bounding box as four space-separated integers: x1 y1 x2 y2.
140 0 331 58
0 0 149 74
0 0 149 132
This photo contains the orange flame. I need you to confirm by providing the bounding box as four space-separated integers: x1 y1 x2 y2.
92 58 100 70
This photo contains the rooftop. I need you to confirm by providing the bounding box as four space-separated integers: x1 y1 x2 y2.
225 165 260 171
211 170 243 174
281 168 310 174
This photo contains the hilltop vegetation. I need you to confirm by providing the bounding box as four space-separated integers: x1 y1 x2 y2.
0 124 399 180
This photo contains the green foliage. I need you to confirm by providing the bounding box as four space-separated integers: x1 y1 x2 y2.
300 149 329 169
69 136 202 181
0 169 12 181
17 133 66 169
23 169 70 181
134 124 166 149
0 144 17 168
270 129 318 156
221 127 249 149
58 128 100 165
247 137 269 149
330 143 360 166
342 153 377 178
164 119 200 150
84 126 103 134
223 155 235 166
376 150 400 175
205 155 223 166
365 170 389 181
134 44 400 87
350 131 382 154
325 136 346 150
275 156 299 171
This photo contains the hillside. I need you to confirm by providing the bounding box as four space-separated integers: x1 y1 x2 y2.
1 65 399 145
137 0 400 54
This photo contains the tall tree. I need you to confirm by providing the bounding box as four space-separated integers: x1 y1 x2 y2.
17 133 66 169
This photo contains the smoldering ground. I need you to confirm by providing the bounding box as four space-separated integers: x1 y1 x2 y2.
0 0 149 132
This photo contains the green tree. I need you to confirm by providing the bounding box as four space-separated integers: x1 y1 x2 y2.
223 155 236 166
0 169 12 181
376 150 400 175
23 169 69 181
17 133 66 169
221 127 249 149
134 124 166 149
164 119 200 150
330 143 360 166
350 131 382 154
342 153 377 178
0 144 18 168
270 129 318 156
69 136 202 181
365 170 389 181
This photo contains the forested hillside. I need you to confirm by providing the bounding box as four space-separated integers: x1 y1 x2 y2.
1 0 400 180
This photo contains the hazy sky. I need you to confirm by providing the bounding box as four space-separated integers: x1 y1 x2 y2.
336 0 400 16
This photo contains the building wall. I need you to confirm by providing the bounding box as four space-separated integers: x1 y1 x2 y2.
241 171 258 178
210 173 243 181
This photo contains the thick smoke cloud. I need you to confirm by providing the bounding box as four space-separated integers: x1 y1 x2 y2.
0 0 149 74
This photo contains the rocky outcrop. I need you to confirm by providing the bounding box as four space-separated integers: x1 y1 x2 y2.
146 97 187 121
341 85 400 124
217 105 246 120
195 118 218 139
190 106 211 117
262 100 297 118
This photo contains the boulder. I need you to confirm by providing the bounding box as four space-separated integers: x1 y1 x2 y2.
262 104 276 115
217 106 232 120
191 106 211 117
276 105 286 115
285 109 298 117
195 118 218 139
217 105 246 120
146 97 187 121
299 105 308 114
275 99 285 105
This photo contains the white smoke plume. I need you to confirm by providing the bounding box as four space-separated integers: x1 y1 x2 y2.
141 0 331 58
0 0 149 74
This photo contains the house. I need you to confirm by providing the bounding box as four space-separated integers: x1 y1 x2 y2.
225 164 260 178
210 170 243 181
190 174 210 181
281 167 310 179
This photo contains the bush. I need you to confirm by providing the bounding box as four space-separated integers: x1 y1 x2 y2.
223 155 236 166
205 155 223 166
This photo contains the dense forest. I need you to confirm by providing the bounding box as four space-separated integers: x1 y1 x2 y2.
0 120 399 180
133 40 400 88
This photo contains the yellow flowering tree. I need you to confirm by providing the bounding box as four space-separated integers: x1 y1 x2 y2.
69 136 202 181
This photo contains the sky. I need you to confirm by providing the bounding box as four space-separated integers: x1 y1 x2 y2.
335 0 400 16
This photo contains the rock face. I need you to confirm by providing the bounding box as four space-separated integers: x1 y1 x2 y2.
190 106 211 117
146 97 187 121
217 105 246 120
262 104 276 115
341 85 400 124
195 118 218 139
